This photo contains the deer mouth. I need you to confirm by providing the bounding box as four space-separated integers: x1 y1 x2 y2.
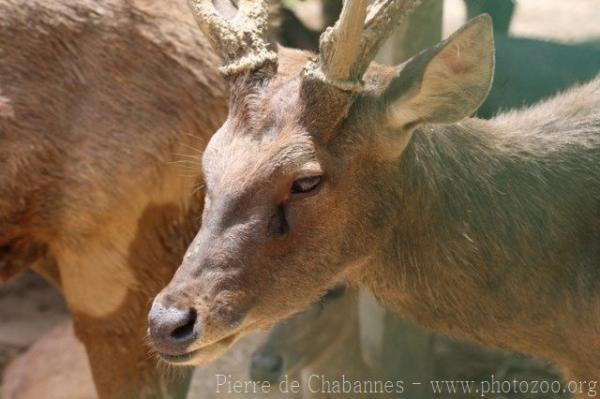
158 333 239 365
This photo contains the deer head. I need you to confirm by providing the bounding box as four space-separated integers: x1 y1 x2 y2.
149 0 494 365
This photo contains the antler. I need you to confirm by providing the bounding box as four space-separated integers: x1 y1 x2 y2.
188 0 277 76
304 0 423 92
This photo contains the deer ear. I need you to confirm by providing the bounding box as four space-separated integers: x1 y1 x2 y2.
383 15 495 129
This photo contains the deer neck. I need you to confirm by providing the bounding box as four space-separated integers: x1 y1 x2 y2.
354 112 598 355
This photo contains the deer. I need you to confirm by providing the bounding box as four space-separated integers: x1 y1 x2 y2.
250 285 397 398
0 1 434 397
148 1 600 397
0 0 231 397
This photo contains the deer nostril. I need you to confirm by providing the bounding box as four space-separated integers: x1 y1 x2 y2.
170 308 197 342
148 302 200 350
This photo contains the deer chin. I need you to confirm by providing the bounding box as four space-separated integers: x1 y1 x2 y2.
158 333 240 366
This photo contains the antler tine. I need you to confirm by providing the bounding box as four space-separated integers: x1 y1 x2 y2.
188 0 277 77
304 0 369 92
320 0 369 85
304 0 423 92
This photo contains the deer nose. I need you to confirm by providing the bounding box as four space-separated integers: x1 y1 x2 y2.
148 302 199 352
250 353 283 383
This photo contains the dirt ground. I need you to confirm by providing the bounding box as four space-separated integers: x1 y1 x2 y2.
0 273 69 388
1 0 598 398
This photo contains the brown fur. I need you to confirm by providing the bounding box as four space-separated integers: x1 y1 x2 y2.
0 0 227 397
151 14 600 398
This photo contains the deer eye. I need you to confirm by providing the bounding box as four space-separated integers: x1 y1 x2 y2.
291 176 322 196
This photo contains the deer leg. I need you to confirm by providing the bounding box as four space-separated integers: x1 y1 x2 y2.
53 198 202 398
71 308 192 399
56 233 195 399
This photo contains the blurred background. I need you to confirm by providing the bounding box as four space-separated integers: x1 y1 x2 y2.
1 1 599 398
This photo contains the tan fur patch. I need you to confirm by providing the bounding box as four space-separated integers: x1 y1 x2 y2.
56 156 199 318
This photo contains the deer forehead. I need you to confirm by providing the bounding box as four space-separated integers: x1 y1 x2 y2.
203 122 322 188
